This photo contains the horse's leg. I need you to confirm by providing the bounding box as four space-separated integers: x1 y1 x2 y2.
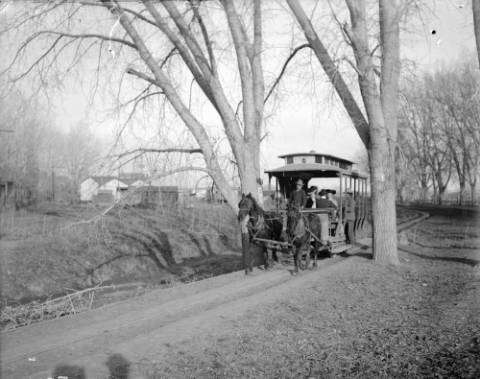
268 248 275 268
242 232 250 275
264 247 271 270
292 245 299 274
303 239 311 270
312 240 318 268
248 249 253 273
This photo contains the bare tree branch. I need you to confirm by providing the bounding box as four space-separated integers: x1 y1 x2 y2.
125 67 158 86
78 0 157 28
287 0 370 146
117 147 202 159
264 43 311 104
162 1 213 76
189 0 217 75
2 29 137 77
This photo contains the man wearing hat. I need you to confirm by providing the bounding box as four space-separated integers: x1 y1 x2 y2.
316 189 336 209
326 190 338 208
288 178 307 210
343 189 356 244
326 190 338 218
312 189 335 245
306 186 318 208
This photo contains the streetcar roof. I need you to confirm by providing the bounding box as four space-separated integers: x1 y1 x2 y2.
277 152 354 164
265 163 367 178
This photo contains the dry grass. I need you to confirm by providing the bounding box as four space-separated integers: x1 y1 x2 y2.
139 235 479 378
125 211 479 378
0 200 240 313
0 204 443 333
1 285 99 330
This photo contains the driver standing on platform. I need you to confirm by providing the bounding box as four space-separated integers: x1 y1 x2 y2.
289 178 307 210
343 189 356 244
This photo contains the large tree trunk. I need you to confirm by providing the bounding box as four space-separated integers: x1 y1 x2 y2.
420 178 428 202
438 186 445 205
223 0 264 206
106 0 267 212
473 0 480 68
287 0 400 264
346 0 399 265
470 179 477 204
432 178 438 203
285 0 370 147
458 180 466 205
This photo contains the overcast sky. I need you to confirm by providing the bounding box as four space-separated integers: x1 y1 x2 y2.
1 0 476 182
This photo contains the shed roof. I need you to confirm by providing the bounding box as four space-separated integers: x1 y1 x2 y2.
90 176 116 186
88 175 145 186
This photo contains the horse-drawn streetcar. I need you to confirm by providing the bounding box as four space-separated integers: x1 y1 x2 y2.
238 151 368 273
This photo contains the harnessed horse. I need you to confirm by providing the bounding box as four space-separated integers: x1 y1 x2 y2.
238 193 283 274
286 206 326 272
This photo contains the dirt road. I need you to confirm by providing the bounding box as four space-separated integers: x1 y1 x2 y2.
3 209 478 378
1 249 353 378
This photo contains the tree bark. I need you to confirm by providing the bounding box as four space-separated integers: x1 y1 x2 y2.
470 179 477 204
288 0 400 264
286 0 370 147
106 2 238 210
344 0 399 264
473 0 480 68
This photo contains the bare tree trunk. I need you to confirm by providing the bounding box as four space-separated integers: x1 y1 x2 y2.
420 179 429 202
459 180 466 205
470 179 477 204
287 0 400 264
285 0 369 146
105 0 266 211
473 0 480 68
347 0 399 264
438 186 445 205
223 0 264 205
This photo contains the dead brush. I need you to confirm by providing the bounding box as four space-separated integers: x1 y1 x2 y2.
0 284 102 331
1 199 241 330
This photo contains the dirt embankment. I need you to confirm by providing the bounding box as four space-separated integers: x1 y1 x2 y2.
0 204 423 330
2 210 478 378
0 201 241 305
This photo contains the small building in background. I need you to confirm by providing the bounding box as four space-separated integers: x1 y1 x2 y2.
0 177 14 208
80 176 129 202
0 168 18 208
123 185 181 207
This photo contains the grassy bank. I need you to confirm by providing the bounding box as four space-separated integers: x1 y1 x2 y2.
139 212 479 378
0 201 240 306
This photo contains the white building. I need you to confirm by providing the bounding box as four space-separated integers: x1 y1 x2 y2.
80 176 129 202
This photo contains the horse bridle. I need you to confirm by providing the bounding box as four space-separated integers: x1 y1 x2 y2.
239 207 268 239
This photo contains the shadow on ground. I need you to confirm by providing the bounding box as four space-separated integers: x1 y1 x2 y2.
52 353 131 379
416 336 480 378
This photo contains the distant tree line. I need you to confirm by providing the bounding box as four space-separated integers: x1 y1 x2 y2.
397 57 480 205
0 90 102 207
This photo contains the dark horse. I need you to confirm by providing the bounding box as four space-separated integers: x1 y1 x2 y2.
286 207 327 273
238 193 283 274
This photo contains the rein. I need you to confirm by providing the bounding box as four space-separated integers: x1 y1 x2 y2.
288 211 312 244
